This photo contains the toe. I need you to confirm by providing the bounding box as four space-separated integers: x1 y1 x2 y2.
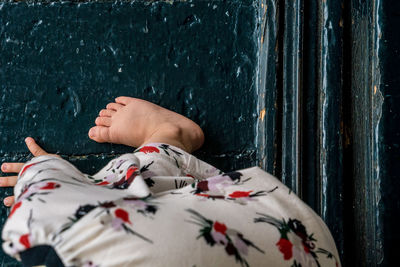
106 103 124 111
88 126 111 143
99 109 115 117
95 117 112 127
115 96 134 105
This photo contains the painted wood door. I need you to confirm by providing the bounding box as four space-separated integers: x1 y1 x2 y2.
0 0 398 266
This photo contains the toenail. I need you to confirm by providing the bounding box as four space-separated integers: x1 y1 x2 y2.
89 129 95 137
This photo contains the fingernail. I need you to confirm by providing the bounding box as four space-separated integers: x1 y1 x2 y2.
4 198 11 206
25 137 31 143
2 164 7 171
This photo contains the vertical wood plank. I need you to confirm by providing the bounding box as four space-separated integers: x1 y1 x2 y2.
315 0 345 260
256 0 279 175
351 0 384 265
281 0 302 196
302 0 345 260
379 1 400 264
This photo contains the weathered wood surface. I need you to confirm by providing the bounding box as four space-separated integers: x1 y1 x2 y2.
1 0 399 266
0 1 260 264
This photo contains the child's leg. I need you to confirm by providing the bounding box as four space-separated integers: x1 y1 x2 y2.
83 97 340 266
88 96 204 153
2 97 221 262
89 142 222 194
1 97 340 267
87 97 222 193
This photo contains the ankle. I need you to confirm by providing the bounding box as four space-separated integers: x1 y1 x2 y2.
142 123 204 153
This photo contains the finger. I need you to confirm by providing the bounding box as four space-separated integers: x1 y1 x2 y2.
1 163 25 173
0 176 18 187
25 137 48 157
4 196 15 207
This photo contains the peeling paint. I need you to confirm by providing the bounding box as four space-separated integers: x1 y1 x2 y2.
371 0 384 263
259 108 266 121
255 0 278 175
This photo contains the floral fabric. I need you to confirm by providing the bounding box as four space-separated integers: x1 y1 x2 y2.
2 143 340 267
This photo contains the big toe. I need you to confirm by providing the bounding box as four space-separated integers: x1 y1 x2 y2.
88 126 111 143
115 96 135 105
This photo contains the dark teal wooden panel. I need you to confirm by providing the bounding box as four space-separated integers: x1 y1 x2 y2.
280 0 301 195
1 0 399 266
277 0 346 261
380 1 400 264
350 0 400 266
308 0 345 261
0 1 261 264
256 0 279 175
271 0 398 266
0 0 259 171
350 0 385 265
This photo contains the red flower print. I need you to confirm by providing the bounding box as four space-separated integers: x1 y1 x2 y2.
303 244 310 253
126 166 138 180
95 181 110 186
196 193 211 197
40 182 60 190
276 238 293 260
139 146 160 154
8 202 22 219
114 208 131 224
254 213 339 266
213 221 227 235
19 163 36 177
228 190 253 198
186 209 264 267
197 181 209 191
19 234 31 249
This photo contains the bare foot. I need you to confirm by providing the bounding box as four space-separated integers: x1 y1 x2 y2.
88 97 204 153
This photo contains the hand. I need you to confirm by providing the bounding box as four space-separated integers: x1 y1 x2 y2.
0 137 53 207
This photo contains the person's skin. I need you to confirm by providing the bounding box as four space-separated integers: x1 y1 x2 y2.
0 96 204 207
88 96 204 153
0 137 55 207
